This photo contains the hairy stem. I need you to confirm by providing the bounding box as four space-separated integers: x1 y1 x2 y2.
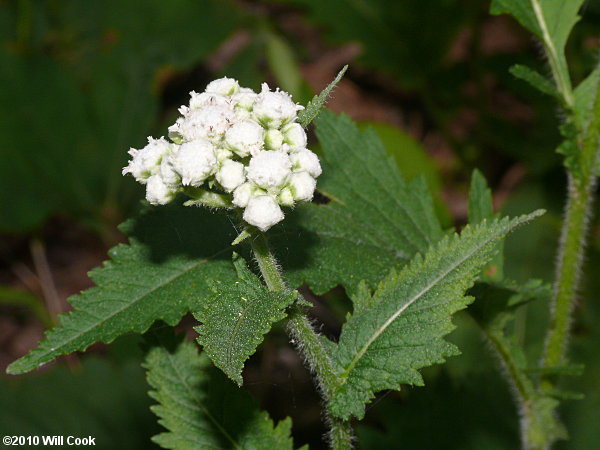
482 321 549 450
543 80 600 370
250 232 353 449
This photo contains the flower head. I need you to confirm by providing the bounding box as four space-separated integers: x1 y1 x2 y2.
123 76 320 231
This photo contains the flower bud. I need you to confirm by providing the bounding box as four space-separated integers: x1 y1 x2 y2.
282 122 307 148
225 121 264 157
171 139 217 187
205 77 239 96
146 175 177 205
243 195 284 231
264 129 284 150
216 159 246 192
277 187 295 207
189 91 229 109
246 150 292 191
290 148 322 177
289 172 317 201
253 83 303 129
232 182 255 208
123 137 172 183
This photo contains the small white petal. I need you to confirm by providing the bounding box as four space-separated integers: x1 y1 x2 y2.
205 77 240 96
290 148 322 177
243 195 284 231
289 171 317 201
246 150 292 191
216 159 246 192
146 175 177 205
225 121 264 157
171 139 217 187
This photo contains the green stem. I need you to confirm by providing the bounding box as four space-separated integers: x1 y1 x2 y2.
543 80 600 370
250 232 354 449
483 325 544 450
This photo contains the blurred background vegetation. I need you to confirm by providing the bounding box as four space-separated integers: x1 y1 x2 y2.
0 0 598 448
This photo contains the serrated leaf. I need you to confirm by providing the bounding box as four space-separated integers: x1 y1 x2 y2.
509 64 560 99
468 169 503 280
490 0 583 51
297 65 347 128
491 0 584 106
327 213 543 419
194 254 296 385
144 330 295 450
275 111 444 295
7 203 237 375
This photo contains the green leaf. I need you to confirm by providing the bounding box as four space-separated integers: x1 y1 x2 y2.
7 202 237 375
509 64 560 99
297 65 347 128
265 30 304 100
144 330 295 450
574 65 600 132
490 0 584 106
276 111 444 295
468 169 503 280
327 212 543 419
194 254 296 385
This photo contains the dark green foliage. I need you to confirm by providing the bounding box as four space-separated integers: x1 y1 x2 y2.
276 111 444 295
326 213 542 419
194 254 296 385
144 329 296 450
7 203 237 374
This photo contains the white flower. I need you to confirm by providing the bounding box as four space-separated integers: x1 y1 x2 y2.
231 90 257 110
171 139 217 187
123 137 172 183
232 182 255 208
253 83 303 129
146 175 177 205
216 159 246 192
246 150 292 191
289 171 317 201
225 121 264 157
290 148 322 177
168 116 207 143
282 123 307 148
159 152 181 186
186 106 235 140
205 77 239 96
243 195 284 231
264 129 284 150
189 91 229 109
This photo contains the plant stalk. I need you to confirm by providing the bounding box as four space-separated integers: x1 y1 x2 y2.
543 79 600 370
250 232 353 449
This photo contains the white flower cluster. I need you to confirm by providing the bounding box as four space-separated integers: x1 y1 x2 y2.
123 77 321 231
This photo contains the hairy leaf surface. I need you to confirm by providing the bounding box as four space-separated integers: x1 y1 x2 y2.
297 65 347 128
328 213 543 419
275 111 444 295
144 331 295 450
7 204 237 375
194 255 296 385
